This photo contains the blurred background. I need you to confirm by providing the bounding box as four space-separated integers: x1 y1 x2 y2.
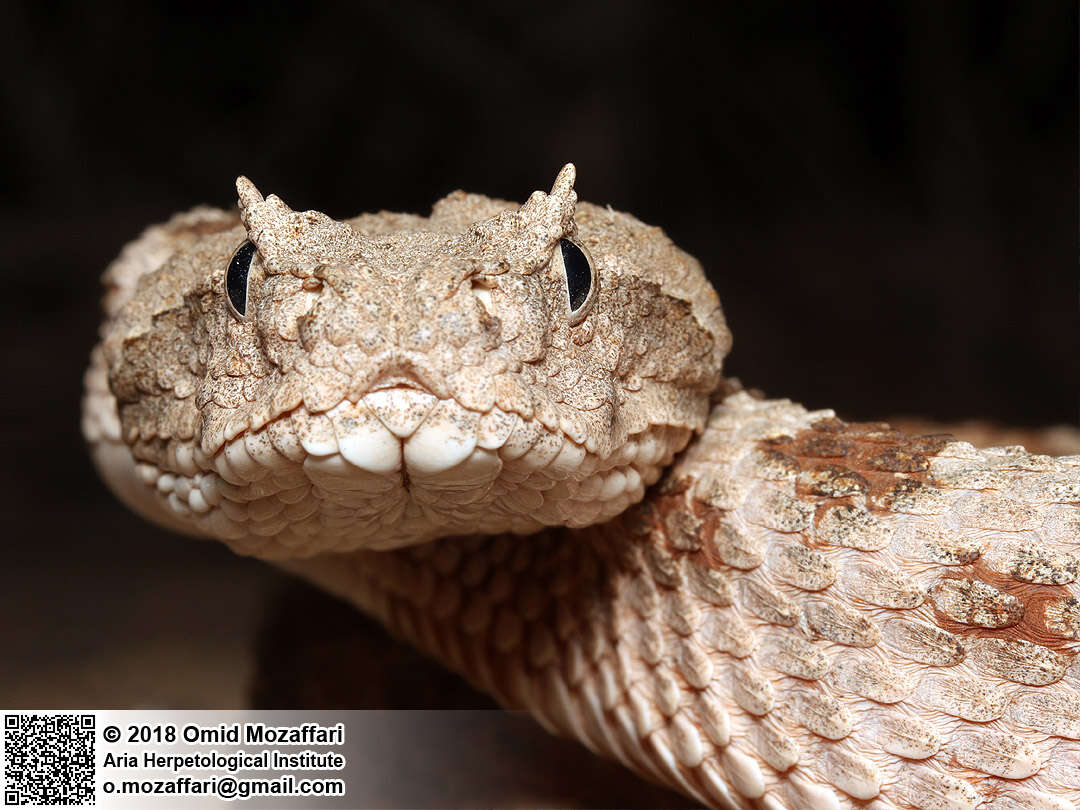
1 1 1075 805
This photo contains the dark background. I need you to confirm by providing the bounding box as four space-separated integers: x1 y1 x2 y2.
1 1 1075 804
4 2 1075 426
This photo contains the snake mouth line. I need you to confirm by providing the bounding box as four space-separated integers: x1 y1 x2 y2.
365 372 437 398
369 379 432 395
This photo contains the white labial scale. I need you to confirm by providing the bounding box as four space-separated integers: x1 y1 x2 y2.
173 441 200 476
213 451 250 486
188 487 210 514
243 429 287 469
222 438 267 482
331 400 402 474
405 399 479 474
476 407 518 450
547 440 587 479
497 418 542 461
296 412 338 457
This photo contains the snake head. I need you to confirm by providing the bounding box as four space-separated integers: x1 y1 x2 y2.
88 166 732 558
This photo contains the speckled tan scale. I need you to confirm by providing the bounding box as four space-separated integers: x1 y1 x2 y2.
84 168 1080 809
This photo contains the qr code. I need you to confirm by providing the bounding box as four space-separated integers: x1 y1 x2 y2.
4 715 95 806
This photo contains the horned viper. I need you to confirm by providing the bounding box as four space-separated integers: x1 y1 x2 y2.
82 166 1080 809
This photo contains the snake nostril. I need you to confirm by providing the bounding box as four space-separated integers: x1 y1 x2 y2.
466 279 501 338
471 289 493 315
469 277 495 310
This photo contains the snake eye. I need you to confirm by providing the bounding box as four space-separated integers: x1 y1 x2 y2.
555 237 597 325
226 240 257 319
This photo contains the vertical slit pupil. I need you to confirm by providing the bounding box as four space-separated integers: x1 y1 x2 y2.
560 238 592 312
227 241 256 317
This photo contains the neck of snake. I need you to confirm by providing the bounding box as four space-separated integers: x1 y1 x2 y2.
282 392 1080 808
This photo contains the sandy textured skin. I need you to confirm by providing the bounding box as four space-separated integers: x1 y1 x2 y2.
84 166 728 555
83 168 1079 809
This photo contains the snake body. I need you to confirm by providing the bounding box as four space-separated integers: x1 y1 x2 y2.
83 167 1080 809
